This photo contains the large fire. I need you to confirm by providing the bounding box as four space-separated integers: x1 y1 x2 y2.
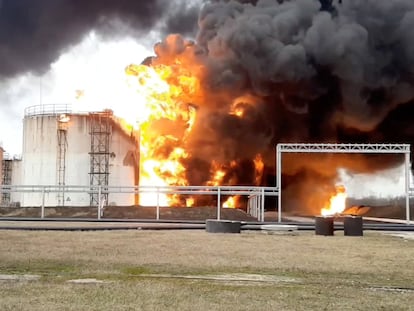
321 185 347 216
126 61 263 207
125 63 198 206
125 60 264 207
72 43 265 208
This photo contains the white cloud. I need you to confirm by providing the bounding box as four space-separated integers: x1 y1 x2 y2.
338 165 411 199
0 31 156 155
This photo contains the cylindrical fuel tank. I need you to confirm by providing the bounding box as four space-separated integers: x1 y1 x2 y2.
20 104 139 207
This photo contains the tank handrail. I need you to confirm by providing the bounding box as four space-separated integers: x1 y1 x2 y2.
24 104 72 117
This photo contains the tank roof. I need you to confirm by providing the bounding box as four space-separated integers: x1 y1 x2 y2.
24 104 112 117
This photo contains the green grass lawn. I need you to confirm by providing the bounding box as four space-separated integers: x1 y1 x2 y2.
0 230 413 310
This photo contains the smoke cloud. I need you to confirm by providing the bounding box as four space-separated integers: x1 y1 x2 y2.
0 0 201 78
197 0 414 133
3 0 414 211
142 0 414 211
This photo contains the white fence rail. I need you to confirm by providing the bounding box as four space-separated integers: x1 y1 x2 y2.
0 185 279 221
247 192 265 222
3 184 411 222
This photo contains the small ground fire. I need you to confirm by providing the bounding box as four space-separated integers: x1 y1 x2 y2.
321 185 347 216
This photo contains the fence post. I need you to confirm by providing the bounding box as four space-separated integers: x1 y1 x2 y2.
97 186 101 220
277 145 282 223
156 187 160 220
41 187 45 219
405 152 410 224
247 195 251 215
261 188 265 222
217 187 221 221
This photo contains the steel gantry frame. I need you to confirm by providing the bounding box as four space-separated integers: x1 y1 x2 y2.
276 143 412 223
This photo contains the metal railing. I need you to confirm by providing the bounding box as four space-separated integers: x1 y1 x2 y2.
0 185 279 221
24 104 72 117
2 184 414 222
247 191 265 222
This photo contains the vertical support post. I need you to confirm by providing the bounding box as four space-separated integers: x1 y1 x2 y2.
251 196 254 218
255 196 258 220
251 196 254 217
405 152 410 224
41 187 45 219
156 187 160 220
97 186 101 220
217 187 221 221
276 145 282 223
252 196 255 218
261 188 265 222
247 196 250 215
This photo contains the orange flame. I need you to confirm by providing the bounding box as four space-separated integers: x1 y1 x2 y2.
125 63 199 206
321 185 347 216
207 162 226 187
223 196 238 208
186 197 195 207
253 154 264 186
124 51 264 208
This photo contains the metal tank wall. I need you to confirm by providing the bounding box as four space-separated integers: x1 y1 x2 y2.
22 113 69 206
20 105 139 207
0 147 3 187
107 122 140 206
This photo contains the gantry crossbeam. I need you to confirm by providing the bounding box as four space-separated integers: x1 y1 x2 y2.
277 143 410 154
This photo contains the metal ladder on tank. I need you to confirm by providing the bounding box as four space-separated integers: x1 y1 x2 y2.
89 111 111 207
57 117 68 206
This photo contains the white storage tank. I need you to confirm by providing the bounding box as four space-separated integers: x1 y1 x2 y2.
20 104 139 207
0 146 3 185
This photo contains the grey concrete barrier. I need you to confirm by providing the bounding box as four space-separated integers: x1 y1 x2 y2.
205 219 241 233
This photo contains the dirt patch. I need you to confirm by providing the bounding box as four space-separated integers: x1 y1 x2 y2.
67 278 109 284
0 274 40 282
384 232 414 240
139 273 299 285
369 286 414 293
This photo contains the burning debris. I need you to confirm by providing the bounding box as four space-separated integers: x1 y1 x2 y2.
321 185 347 216
223 196 238 209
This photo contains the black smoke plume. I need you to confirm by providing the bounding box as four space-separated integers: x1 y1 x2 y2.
143 0 414 212
0 0 201 78
3 0 414 212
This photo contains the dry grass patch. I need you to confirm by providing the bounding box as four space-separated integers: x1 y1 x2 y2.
0 230 413 310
